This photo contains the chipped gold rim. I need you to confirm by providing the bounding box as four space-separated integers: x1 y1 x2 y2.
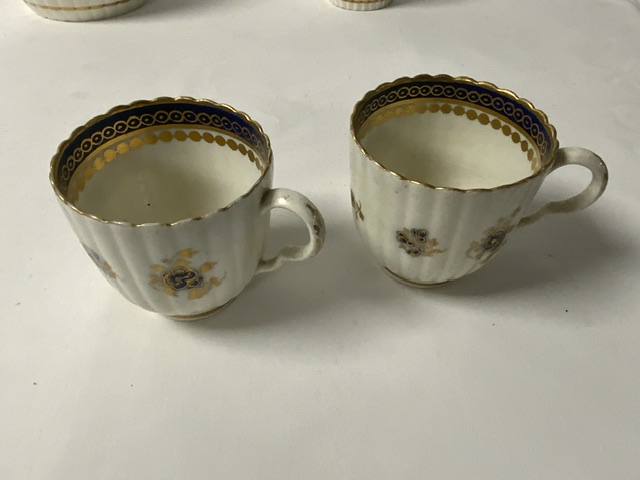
350 74 560 193
24 0 132 11
50 97 274 228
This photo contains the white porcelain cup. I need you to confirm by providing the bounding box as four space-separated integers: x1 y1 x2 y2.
350 74 608 287
22 0 146 22
50 97 326 319
329 0 391 11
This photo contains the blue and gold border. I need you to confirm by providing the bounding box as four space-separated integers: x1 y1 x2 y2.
50 97 274 226
351 74 560 192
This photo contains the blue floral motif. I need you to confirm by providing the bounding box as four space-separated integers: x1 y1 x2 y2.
466 207 521 264
163 267 204 291
396 228 446 257
149 248 222 300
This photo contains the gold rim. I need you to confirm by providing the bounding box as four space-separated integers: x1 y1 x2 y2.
169 297 236 321
50 96 274 228
25 0 133 11
350 74 560 193
383 267 452 288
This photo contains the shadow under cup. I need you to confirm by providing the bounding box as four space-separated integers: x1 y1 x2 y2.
350 75 607 286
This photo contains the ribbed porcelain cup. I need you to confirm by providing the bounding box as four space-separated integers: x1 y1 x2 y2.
23 0 146 21
51 97 326 320
350 75 608 287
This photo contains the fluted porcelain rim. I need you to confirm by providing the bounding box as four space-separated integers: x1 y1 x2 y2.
350 74 560 193
50 96 274 228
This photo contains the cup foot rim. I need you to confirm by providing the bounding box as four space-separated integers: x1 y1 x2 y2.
383 267 453 288
24 0 146 22
168 297 236 321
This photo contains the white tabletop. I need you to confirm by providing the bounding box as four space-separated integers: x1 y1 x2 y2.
1 0 639 478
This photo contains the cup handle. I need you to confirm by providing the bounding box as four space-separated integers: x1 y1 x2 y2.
257 188 326 273
518 147 608 227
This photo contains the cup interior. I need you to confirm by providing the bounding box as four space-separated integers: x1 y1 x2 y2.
352 76 558 190
51 98 271 224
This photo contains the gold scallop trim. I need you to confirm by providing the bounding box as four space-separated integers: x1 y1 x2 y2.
465 207 521 265
50 97 274 228
350 74 559 193
25 0 132 11
360 99 542 173
396 227 446 257
66 128 264 204
57 108 267 189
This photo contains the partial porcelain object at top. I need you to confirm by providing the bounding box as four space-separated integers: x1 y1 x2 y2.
329 0 391 11
23 0 146 21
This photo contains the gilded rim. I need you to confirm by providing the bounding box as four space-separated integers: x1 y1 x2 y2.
50 97 274 228
350 74 560 193
169 297 236 321
330 0 391 10
25 0 133 11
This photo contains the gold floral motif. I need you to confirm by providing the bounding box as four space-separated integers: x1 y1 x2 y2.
83 245 117 280
350 190 364 221
351 75 560 195
465 207 522 264
361 101 542 173
396 228 446 257
149 248 223 300
337 0 388 3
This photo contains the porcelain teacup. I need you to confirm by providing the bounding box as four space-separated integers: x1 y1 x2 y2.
51 97 326 319
349 74 608 287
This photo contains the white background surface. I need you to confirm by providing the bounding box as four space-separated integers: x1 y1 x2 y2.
1 0 639 478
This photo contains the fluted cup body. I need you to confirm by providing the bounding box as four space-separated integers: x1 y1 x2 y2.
350 75 608 287
51 98 325 319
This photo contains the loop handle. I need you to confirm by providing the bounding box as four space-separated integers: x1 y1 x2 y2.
518 147 608 227
257 188 326 273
